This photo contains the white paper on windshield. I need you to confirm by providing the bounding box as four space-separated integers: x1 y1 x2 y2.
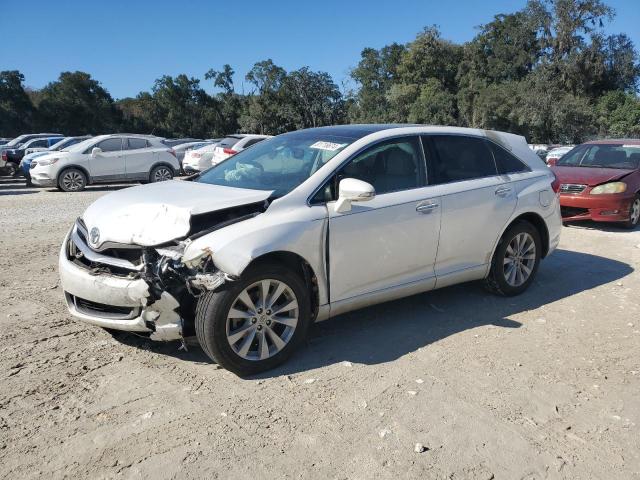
622 145 640 148
310 141 347 151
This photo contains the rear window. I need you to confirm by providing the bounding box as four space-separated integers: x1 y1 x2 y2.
488 141 530 174
127 138 149 150
242 138 265 148
218 136 243 148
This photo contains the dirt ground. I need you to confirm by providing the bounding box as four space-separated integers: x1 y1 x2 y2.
0 175 638 480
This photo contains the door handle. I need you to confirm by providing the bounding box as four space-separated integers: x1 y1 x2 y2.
495 186 512 197
416 202 439 213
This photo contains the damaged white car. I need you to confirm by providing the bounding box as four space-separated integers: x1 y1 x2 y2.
59 125 562 375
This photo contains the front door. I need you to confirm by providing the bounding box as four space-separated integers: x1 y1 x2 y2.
88 137 125 180
326 136 441 302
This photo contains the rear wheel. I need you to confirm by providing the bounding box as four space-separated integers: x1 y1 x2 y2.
485 221 541 296
150 165 173 183
622 195 640 229
58 168 87 192
195 263 311 376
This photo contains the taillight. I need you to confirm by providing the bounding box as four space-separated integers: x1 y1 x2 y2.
550 170 560 194
223 148 237 155
1 152 6 161
168 148 177 158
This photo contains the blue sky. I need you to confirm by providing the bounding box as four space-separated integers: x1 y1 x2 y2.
2 0 639 99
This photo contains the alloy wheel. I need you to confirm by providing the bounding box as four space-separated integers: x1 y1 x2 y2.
630 198 640 225
503 232 536 287
154 167 172 182
226 279 299 361
62 171 84 191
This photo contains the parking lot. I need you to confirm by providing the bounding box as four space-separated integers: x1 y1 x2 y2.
0 175 638 479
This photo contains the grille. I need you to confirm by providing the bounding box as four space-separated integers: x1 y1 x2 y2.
560 183 587 194
561 206 589 218
67 293 140 320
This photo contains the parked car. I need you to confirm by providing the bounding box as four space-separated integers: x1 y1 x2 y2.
182 142 220 173
2 136 64 175
549 139 640 228
59 125 561 375
0 133 62 174
20 136 92 186
545 146 574 165
162 138 203 148
31 134 179 192
210 134 271 165
173 140 217 168
0 138 12 146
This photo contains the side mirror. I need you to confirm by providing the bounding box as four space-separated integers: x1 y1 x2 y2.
546 157 558 166
91 147 102 157
334 178 375 213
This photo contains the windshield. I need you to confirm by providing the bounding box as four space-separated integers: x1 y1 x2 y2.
557 144 640 170
48 137 72 150
197 131 355 197
64 138 97 153
5 135 28 147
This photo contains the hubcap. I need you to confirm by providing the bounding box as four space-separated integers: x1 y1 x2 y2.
503 232 536 287
226 279 298 361
154 167 172 182
630 199 640 225
62 172 84 191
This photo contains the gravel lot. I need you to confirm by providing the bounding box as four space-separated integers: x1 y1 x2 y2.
1 175 639 479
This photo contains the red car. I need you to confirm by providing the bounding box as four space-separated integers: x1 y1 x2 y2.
549 139 640 229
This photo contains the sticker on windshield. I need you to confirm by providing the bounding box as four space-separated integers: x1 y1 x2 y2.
310 141 347 151
622 145 640 149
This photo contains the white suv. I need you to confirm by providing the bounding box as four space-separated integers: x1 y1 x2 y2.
31 134 180 192
210 134 271 165
59 125 561 375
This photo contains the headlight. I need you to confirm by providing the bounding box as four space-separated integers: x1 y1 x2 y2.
590 182 627 195
36 157 59 167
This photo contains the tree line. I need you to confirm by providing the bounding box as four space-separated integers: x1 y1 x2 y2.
1 0 638 144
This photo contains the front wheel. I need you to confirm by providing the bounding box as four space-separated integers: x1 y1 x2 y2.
149 165 173 183
485 221 541 296
195 263 311 376
58 168 87 192
622 195 640 229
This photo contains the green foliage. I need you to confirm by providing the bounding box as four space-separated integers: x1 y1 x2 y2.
0 71 35 136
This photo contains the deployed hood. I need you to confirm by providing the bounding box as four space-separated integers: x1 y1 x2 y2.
82 180 272 247
551 166 633 187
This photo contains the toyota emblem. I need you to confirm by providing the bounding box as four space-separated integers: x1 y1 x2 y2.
89 227 100 246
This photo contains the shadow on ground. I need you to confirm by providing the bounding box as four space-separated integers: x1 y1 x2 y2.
564 220 638 233
110 248 633 377
0 175 133 195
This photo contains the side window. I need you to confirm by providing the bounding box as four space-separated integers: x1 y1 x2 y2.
429 135 497 184
127 138 148 150
30 139 47 148
97 138 123 152
243 138 265 149
488 141 530 174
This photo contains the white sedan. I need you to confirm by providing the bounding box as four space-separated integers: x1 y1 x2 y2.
59 125 561 375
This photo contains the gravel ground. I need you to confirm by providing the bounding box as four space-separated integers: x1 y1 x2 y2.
0 175 639 479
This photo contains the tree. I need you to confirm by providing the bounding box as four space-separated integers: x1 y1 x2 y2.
0 71 36 136
596 90 640 137
36 71 121 134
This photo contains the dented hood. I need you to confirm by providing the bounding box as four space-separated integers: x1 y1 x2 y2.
82 180 272 247
551 166 633 187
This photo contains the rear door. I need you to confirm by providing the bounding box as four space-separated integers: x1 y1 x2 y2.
123 137 153 180
88 138 124 180
423 134 517 280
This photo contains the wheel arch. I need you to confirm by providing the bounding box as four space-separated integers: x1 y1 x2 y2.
57 164 91 186
492 212 550 263
243 251 320 321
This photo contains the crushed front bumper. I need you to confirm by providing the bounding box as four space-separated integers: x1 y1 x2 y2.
58 230 183 340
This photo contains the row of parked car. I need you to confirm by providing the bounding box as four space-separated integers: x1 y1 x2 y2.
0 133 271 191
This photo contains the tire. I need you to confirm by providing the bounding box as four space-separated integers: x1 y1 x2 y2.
622 195 640 230
149 165 173 183
58 168 87 192
485 220 542 296
195 262 312 376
